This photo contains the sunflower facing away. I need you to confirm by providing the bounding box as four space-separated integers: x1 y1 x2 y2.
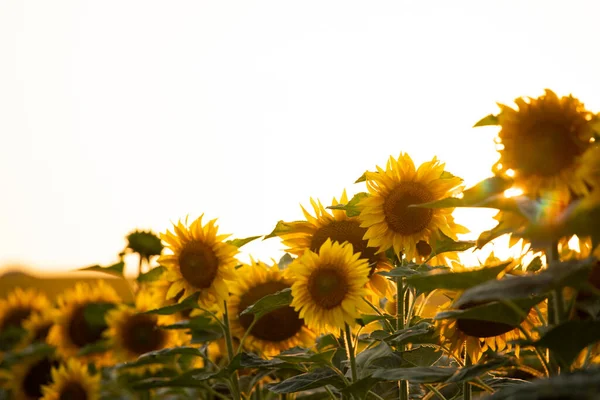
105 289 185 364
40 359 100 400
47 281 121 366
228 260 315 357
359 152 468 262
288 239 371 333
0 288 50 351
275 190 394 299
17 308 56 350
436 292 544 362
4 355 59 400
158 215 239 310
490 89 594 198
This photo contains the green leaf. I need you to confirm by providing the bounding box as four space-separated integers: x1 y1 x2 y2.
447 354 516 383
0 343 54 367
0 326 26 351
160 315 213 330
339 377 382 400
388 322 439 347
132 368 216 390
138 346 204 361
355 171 372 183
357 314 396 327
525 256 543 273
78 340 111 356
487 367 600 400
239 288 292 320
355 342 397 378
473 113 499 127
377 266 420 277
78 261 125 277
275 349 337 365
228 352 286 371
372 366 458 383
326 192 369 217
268 368 344 393
83 302 115 328
427 233 475 262
476 220 515 249
455 259 595 306
264 220 307 240
406 262 509 293
278 253 294 269
414 176 513 209
436 297 544 327
226 235 261 248
533 320 600 367
402 346 443 367
143 292 200 315
137 266 166 282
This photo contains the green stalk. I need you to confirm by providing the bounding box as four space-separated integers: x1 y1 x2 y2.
396 277 409 400
546 241 564 375
463 350 472 400
344 323 358 383
223 301 242 400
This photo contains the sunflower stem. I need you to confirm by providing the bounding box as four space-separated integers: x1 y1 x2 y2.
424 384 447 400
463 350 472 400
344 323 358 383
223 300 242 400
396 277 409 400
546 240 564 375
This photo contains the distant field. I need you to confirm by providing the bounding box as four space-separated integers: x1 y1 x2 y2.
0 270 135 302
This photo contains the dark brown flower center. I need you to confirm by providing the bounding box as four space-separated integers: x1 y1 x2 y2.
68 304 108 348
456 302 529 338
310 220 379 274
178 241 219 289
501 100 589 177
1 307 32 331
122 313 166 355
33 323 53 342
59 382 88 400
416 240 433 258
383 182 434 235
238 281 304 342
307 266 348 309
22 358 58 398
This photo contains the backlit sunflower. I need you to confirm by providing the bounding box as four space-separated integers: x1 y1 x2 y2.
276 190 394 299
105 290 185 364
158 215 239 310
576 143 600 191
228 260 315 357
359 152 468 262
47 281 121 366
40 359 100 400
436 294 544 362
4 356 59 400
17 308 56 349
490 89 594 198
0 288 50 351
289 239 371 333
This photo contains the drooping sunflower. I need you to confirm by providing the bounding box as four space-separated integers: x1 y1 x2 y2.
47 281 121 366
0 288 50 351
288 239 371 333
275 190 394 299
436 293 544 362
359 152 468 262
105 289 185 364
40 359 100 400
4 356 59 400
490 89 594 198
158 215 239 310
228 260 315 357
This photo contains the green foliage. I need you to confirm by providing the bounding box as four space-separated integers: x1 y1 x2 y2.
414 176 513 209
226 235 262 248
137 266 166 282
268 368 345 393
143 292 200 315
78 261 125 277
406 262 509 293
532 321 600 367
473 113 499 127
239 287 292 320
326 192 369 217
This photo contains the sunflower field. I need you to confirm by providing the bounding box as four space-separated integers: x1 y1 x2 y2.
3 89 600 399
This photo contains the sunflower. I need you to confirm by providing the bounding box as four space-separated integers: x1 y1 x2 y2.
40 359 100 400
47 281 121 366
276 190 394 299
436 294 544 362
105 289 185 364
576 143 600 191
227 260 315 357
158 215 239 310
4 355 59 400
491 89 594 198
359 152 468 262
288 239 371 333
0 288 50 351
17 308 56 349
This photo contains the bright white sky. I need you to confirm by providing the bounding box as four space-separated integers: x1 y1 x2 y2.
1 1 600 276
